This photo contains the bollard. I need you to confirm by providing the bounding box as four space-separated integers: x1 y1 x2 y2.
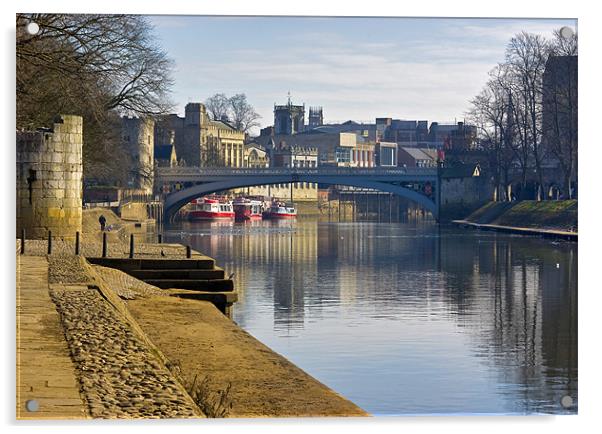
75 231 80 255
47 231 52 255
186 245 191 259
158 233 162 244
20 229 25 255
129 234 134 258
102 232 107 258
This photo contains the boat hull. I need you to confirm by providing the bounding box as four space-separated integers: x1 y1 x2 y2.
263 212 297 219
189 211 234 221
233 207 263 221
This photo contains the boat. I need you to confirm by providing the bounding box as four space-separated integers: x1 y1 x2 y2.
232 197 264 220
262 201 297 219
188 197 235 221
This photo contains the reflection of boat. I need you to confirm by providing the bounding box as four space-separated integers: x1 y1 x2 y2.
188 197 234 221
233 197 264 220
262 202 297 219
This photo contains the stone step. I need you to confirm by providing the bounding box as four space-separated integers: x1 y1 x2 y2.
167 290 238 304
128 268 225 280
87 257 216 270
145 278 234 292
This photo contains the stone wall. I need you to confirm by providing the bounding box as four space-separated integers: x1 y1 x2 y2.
17 115 83 239
440 176 491 221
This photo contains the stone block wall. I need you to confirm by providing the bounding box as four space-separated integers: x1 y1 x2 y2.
17 115 83 239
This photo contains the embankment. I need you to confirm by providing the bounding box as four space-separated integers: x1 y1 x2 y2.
454 200 577 240
17 230 368 418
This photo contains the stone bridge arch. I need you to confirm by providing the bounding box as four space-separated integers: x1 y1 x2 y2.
163 175 438 222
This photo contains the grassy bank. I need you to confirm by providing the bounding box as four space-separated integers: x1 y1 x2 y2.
464 200 577 232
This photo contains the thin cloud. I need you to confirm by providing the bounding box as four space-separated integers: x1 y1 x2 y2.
156 16 576 130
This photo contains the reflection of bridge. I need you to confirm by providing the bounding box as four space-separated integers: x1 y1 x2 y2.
157 166 439 222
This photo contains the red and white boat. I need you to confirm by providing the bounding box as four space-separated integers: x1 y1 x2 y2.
188 197 234 221
232 197 264 220
262 202 297 219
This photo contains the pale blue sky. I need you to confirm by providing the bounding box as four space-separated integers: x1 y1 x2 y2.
148 16 576 131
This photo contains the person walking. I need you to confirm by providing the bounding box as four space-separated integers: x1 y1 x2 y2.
99 214 107 231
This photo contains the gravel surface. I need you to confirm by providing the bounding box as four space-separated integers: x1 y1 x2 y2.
49 285 200 419
48 255 92 284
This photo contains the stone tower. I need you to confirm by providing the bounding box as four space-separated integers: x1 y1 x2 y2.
122 116 155 192
274 95 305 135
308 106 323 128
16 115 83 239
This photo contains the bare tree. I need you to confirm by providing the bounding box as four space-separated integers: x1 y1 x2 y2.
469 28 578 201
505 32 550 199
16 14 174 183
550 28 578 56
228 93 261 134
467 66 516 201
205 93 230 121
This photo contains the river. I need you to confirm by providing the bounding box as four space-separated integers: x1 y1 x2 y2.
162 218 577 416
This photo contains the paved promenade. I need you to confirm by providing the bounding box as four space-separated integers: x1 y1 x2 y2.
16 255 88 419
452 220 578 241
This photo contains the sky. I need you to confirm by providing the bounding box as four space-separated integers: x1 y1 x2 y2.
148 16 576 132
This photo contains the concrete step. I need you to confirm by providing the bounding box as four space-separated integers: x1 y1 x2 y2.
128 267 225 280
144 279 234 292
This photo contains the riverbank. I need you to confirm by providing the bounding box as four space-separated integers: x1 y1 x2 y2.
16 211 367 419
453 200 577 240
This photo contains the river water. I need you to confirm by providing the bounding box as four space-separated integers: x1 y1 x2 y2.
162 219 577 416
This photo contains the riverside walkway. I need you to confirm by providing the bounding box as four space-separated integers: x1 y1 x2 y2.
16 255 88 419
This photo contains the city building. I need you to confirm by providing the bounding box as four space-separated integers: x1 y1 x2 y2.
154 144 178 168
353 142 375 168
255 131 364 167
243 141 319 201
244 142 270 168
154 102 245 168
429 121 477 150
272 142 319 168
542 55 578 197
398 146 438 168
375 142 398 167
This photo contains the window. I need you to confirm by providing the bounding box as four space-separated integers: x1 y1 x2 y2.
380 147 396 166
336 147 351 163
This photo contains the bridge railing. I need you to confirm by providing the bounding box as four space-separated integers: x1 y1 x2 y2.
156 166 437 178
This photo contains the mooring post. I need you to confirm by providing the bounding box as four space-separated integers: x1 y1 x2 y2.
20 228 25 255
47 231 52 255
186 245 191 259
158 233 162 244
102 232 107 258
75 231 80 255
129 234 134 258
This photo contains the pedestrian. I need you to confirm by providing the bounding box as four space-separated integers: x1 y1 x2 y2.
99 214 107 231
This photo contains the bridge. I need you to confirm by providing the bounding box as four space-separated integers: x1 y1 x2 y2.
156 166 440 222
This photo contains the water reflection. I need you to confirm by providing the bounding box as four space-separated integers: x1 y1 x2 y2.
163 220 577 415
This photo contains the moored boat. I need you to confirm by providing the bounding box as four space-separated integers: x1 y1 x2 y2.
188 197 235 221
233 197 264 220
262 201 297 219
